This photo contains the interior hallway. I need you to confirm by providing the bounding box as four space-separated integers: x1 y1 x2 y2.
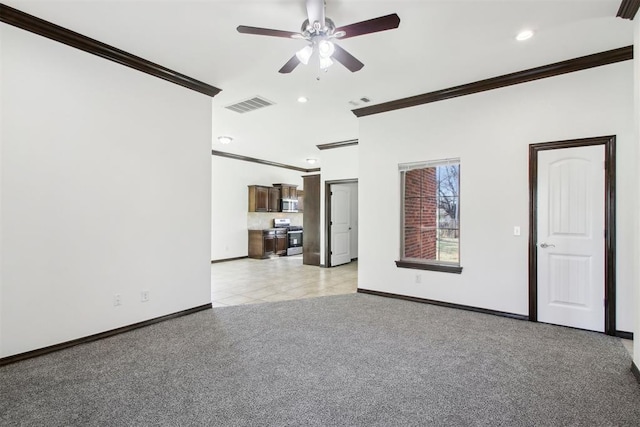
211 256 357 307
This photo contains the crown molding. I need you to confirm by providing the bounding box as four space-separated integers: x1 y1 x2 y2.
212 150 321 173
617 0 640 19
0 3 221 97
352 46 633 118
316 139 359 150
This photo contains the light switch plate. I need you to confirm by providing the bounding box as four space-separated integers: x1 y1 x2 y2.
514 226 521 236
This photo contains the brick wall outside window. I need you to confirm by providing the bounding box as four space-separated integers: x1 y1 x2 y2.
404 168 437 260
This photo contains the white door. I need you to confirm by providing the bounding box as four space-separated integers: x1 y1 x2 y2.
331 185 351 266
537 145 605 332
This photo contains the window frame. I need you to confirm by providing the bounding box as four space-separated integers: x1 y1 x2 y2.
396 158 463 274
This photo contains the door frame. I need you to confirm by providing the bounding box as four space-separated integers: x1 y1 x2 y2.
324 179 358 268
528 135 616 335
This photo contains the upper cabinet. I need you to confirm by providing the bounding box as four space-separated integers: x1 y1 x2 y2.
249 184 300 213
297 190 304 213
273 184 297 200
268 187 281 212
248 185 270 212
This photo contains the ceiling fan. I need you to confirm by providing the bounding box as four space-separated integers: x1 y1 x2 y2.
237 0 400 74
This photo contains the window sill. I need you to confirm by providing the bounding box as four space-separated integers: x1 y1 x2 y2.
395 260 463 274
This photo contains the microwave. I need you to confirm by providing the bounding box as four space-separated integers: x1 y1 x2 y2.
281 198 298 213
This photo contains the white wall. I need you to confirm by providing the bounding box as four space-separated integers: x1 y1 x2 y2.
359 62 636 332
211 156 303 260
319 145 358 265
1 26 212 357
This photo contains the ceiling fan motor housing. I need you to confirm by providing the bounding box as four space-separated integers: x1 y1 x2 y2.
301 17 337 39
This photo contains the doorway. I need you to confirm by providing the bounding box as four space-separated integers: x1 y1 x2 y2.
528 136 616 335
325 179 358 267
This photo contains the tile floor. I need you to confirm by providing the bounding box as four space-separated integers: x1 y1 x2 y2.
210 255 358 307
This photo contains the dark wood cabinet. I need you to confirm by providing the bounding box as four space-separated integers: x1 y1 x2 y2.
248 185 270 212
249 185 285 212
268 187 281 212
297 190 304 213
250 184 301 213
248 229 287 259
275 232 287 255
263 232 275 254
273 183 297 200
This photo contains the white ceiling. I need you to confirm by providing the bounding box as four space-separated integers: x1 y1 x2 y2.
6 0 634 169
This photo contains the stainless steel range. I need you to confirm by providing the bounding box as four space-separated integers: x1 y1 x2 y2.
274 218 303 256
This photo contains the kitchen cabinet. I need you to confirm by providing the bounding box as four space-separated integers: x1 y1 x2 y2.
269 187 281 212
248 229 287 259
297 190 304 213
248 185 270 212
273 184 297 200
249 185 282 212
275 232 287 255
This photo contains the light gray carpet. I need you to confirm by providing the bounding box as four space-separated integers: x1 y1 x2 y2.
1 293 639 426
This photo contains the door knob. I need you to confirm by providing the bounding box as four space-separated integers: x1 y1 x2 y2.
539 242 555 248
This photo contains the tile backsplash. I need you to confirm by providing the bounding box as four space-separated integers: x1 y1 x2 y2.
248 212 303 230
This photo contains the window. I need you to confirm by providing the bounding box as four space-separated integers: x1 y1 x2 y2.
396 158 462 273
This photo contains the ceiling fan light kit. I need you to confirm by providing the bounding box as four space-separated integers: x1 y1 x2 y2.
295 45 314 65
237 0 400 74
319 55 334 71
318 39 335 59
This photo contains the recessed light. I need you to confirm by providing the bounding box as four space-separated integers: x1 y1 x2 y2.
218 136 233 144
306 158 317 165
516 30 534 41
298 96 308 103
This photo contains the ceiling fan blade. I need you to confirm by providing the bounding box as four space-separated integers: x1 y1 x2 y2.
332 44 364 72
306 0 325 26
237 25 299 38
335 13 400 39
279 55 301 74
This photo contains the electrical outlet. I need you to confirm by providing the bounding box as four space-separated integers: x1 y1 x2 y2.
141 290 150 302
114 294 122 307
415 274 422 284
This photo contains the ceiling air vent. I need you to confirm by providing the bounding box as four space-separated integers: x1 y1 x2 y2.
225 96 275 113
348 96 371 107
